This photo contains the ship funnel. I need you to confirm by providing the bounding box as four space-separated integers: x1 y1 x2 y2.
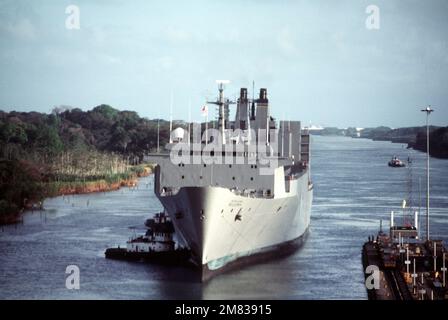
240 88 248 100
259 88 267 101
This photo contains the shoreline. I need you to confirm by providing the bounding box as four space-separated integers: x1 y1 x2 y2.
367 136 448 159
312 134 448 159
0 165 153 226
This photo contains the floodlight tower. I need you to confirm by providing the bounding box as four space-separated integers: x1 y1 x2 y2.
420 106 434 241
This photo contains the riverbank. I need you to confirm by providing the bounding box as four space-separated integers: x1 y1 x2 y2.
46 164 152 196
0 163 154 225
311 126 448 158
366 128 448 159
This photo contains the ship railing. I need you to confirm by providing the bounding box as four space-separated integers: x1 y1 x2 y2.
128 235 152 243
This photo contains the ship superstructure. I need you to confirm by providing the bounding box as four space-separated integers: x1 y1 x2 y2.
145 83 313 281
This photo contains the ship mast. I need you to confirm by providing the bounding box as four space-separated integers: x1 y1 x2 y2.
169 92 173 144
206 80 234 144
420 105 434 241
188 98 191 146
219 83 225 144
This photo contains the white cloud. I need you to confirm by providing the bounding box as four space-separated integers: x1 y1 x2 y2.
3 18 37 41
98 54 122 65
90 27 107 46
155 56 174 71
277 27 298 56
164 26 193 43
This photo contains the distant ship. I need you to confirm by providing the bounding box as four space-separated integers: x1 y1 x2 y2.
388 156 406 167
146 83 313 281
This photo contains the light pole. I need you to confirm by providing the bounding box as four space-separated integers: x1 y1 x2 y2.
157 118 160 153
420 106 434 242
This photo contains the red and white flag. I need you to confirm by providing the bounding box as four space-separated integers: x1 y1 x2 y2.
201 105 208 117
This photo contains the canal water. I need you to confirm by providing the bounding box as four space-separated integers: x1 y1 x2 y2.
1 136 447 299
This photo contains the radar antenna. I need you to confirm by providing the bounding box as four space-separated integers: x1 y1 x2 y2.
206 80 235 144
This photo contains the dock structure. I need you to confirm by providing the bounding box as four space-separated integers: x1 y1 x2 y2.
362 232 448 300
362 107 447 300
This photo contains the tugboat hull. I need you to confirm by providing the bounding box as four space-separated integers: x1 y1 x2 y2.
105 247 191 265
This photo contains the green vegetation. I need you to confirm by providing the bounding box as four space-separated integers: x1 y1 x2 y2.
411 127 448 158
359 126 426 143
311 125 448 158
0 159 45 223
357 126 448 158
0 105 166 223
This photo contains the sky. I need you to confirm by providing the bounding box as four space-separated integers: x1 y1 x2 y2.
0 0 447 128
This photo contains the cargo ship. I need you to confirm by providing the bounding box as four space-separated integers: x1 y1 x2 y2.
146 82 313 281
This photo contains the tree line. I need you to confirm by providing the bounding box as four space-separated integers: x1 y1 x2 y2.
0 104 173 222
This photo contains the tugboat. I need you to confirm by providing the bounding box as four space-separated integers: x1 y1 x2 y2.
105 212 190 264
388 156 406 167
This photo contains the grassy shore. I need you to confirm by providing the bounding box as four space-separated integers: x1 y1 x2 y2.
0 162 153 225
45 164 152 197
